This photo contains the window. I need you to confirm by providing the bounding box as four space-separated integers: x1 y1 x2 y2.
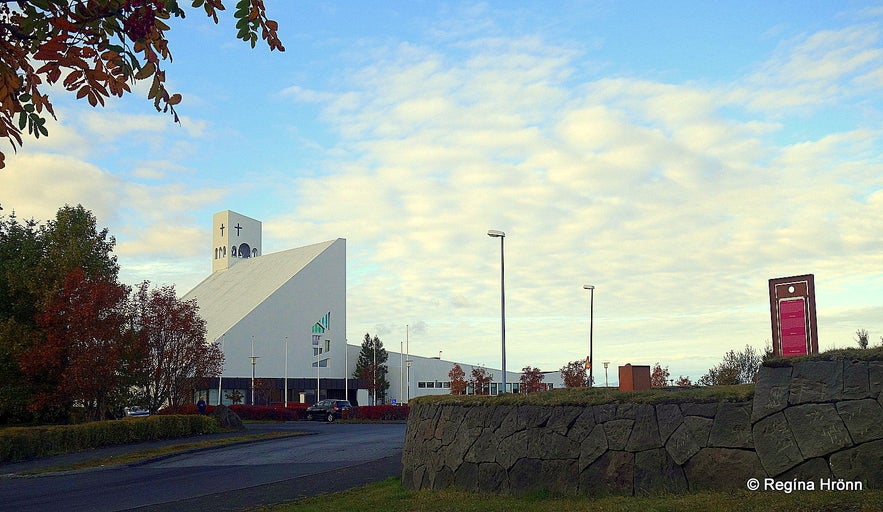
426 382 435 388
418 382 426 389
325 339 331 352
442 382 450 388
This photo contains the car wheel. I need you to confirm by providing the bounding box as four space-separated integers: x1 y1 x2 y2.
327 413 335 423
306 413 313 421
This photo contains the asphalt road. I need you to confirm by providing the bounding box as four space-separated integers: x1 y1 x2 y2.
0 422 406 512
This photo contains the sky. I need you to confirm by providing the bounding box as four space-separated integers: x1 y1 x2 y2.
2 1 882 383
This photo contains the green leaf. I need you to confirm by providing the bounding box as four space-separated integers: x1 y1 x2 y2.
134 62 156 80
24 103 35 113
19 93 31 103
38 124 49 137
235 16 249 30
18 111 27 130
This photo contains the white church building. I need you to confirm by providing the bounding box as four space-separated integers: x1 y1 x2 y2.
185 210 552 407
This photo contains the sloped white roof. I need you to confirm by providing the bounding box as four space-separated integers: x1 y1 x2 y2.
182 239 339 342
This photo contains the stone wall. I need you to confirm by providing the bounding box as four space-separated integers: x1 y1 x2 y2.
401 358 883 495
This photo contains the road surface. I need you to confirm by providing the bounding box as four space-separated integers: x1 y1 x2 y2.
0 422 406 512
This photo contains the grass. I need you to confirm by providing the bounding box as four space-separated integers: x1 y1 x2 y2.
763 346 883 366
20 431 307 475
411 383 755 407
253 477 883 512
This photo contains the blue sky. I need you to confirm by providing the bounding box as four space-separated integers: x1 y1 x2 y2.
2 1 882 382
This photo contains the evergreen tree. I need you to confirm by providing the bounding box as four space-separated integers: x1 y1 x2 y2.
353 333 389 404
0 213 42 423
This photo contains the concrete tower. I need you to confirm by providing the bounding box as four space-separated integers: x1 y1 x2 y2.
212 210 262 273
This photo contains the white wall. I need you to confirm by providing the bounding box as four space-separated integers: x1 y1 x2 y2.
219 239 346 380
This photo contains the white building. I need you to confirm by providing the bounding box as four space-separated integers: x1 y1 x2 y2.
186 210 560 406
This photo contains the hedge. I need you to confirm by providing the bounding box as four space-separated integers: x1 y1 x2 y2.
159 403 310 421
0 414 218 463
344 405 409 421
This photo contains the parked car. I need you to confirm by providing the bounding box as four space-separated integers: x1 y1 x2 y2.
305 399 352 422
124 406 150 417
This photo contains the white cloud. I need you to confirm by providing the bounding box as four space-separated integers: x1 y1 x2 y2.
263 24 883 375
0 153 122 223
736 24 883 112
4 6 881 380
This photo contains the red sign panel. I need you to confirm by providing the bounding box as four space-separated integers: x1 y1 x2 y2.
779 298 808 356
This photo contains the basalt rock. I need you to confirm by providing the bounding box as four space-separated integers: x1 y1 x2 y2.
401 358 883 496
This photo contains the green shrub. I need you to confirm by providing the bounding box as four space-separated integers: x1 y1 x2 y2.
0 415 219 463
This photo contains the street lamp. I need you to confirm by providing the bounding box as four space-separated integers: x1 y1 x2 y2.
583 285 595 387
488 229 507 394
250 336 259 405
283 336 288 407
216 335 225 406
406 324 411 403
603 361 610 388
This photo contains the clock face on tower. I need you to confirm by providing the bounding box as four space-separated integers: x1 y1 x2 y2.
212 210 262 273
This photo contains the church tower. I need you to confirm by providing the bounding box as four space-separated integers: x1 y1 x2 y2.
212 210 262 273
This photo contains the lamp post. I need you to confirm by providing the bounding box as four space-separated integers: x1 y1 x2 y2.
373 338 377 406
583 285 595 387
316 342 321 401
250 336 259 405
603 361 610 388
283 336 288 407
488 229 507 394
400 341 404 403
216 335 225 406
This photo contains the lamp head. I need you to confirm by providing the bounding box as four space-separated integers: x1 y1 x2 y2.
583 284 595 290
487 229 505 238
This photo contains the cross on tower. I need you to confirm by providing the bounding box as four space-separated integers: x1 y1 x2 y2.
219 223 225 236
234 223 243 236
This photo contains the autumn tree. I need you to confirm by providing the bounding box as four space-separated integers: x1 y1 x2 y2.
0 205 121 423
448 363 467 395
224 388 243 404
519 366 546 394
19 268 130 422
675 375 692 387
253 378 274 405
698 345 763 386
129 281 223 413
353 333 389 404
650 362 670 387
0 0 284 169
470 366 493 395
560 360 589 388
